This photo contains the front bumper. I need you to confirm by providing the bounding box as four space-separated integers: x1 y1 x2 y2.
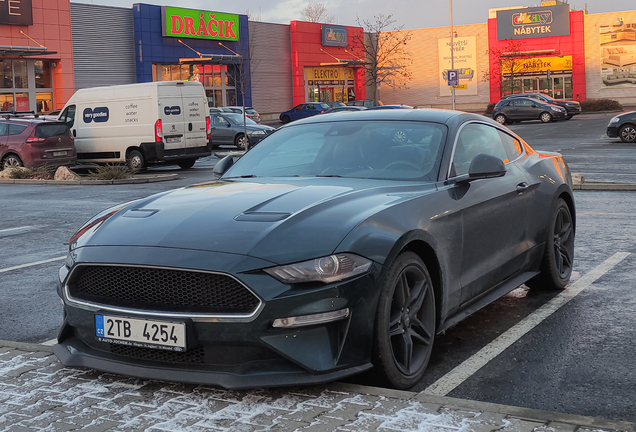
607 125 620 138
55 246 380 389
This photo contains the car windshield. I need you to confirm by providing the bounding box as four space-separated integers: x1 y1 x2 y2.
223 120 446 181
224 113 257 125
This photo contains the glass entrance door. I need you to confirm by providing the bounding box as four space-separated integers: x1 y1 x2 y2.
519 75 573 99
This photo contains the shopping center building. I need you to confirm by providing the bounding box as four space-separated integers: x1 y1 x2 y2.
2 1 635 117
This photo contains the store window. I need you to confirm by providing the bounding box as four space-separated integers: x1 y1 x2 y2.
34 61 52 88
1 93 14 111
13 61 28 89
36 92 53 114
1 62 12 89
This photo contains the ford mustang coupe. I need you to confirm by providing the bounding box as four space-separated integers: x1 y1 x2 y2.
55 109 575 390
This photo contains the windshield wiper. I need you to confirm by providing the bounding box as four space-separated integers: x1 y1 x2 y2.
224 174 257 179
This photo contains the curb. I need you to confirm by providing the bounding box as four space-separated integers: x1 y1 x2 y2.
0 173 179 185
2 339 634 431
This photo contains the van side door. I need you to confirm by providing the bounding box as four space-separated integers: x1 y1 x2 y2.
180 84 207 152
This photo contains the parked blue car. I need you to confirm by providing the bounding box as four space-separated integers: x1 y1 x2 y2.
279 102 330 123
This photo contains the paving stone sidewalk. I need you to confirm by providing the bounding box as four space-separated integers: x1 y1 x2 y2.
1 341 634 432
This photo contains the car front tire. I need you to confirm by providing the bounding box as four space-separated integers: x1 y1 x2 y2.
526 198 574 291
235 133 249 149
373 252 436 389
618 124 636 143
540 112 552 123
281 115 291 124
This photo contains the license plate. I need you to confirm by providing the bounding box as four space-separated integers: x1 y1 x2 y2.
166 137 181 143
53 151 67 156
95 314 186 350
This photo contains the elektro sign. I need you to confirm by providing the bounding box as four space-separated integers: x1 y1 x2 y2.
322 25 347 47
161 7 239 41
0 0 33 26
497 4 570 40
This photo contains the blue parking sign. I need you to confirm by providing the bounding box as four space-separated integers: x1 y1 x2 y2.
447 69 459 87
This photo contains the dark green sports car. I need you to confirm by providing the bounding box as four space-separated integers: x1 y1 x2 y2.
55 109 575 390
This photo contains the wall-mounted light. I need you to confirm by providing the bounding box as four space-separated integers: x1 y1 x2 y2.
51 62 57 68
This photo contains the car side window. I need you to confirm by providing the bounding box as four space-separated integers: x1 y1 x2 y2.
305 104 315 110
293 105 304 111
0 123 7 136
498 130 523 160
8 123 27 135
451 123 509 177
213 115 228 126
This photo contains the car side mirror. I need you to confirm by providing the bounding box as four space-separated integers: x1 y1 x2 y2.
458 153 506 183
213 155 234 176
531 104 537 108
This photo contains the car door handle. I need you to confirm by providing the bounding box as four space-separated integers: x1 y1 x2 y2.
516 182 529 193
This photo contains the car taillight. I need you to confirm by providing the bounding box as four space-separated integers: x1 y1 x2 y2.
206 116 211 140
26 136 45 144
154 119 163 142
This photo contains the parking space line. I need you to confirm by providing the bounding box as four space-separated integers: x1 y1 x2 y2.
0 226 34 234
0 256 66 274
422 252 630 396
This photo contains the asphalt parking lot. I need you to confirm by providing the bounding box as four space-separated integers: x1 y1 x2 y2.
1 112 636 430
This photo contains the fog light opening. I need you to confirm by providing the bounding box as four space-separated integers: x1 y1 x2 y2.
272 308 350 328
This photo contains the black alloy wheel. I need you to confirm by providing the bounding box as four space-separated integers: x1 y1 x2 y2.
373 252 436 389
527 198 575 290
540 112 552 123
619 124 636 143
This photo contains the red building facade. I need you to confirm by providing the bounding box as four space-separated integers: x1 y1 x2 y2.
488 9 586 103
289 21 366 106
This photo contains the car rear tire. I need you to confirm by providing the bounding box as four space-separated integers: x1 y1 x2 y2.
540 112 552 123
373 251 436 389
178 158 196 169
235 133 249 149
618 124 636 143
494 114 507 124
526 198 574 291
2 154 23 170
126 149 145 172
281 115 290 124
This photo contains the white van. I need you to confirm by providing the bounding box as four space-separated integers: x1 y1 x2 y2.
58 81 211 170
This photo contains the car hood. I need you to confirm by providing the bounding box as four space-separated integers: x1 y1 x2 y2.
244 124 275 132
71 178 435 265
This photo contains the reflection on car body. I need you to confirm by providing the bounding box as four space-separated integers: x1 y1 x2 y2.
55 109 575 391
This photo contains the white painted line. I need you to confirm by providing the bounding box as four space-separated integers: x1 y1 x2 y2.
0 226 33 234
422 252 630 396
41 338 57 346
0 256 66 274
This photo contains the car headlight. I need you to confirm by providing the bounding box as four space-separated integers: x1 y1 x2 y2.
264 253 372 284
609 117 620 124
250 130 266 135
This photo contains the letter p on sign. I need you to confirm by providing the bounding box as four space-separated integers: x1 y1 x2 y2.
447 69 459 87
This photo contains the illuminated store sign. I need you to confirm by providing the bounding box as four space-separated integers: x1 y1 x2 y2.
497 4 570 40
161 7 239 41
0 0 33 26
322 25 347 47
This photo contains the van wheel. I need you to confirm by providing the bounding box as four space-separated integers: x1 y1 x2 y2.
235 133 249 149
178 158 196 169
127 150 145 172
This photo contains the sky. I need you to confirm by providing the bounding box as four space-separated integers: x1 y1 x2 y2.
73 0 635 30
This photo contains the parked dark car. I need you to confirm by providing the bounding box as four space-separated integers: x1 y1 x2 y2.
346 99 381 107
492 97 567 124
209 112 275 148
501 92 581 119
365 104 414 110
279 103 330 123
323 101 346 109
0 115 76 170
55 109 575 391
607 110 636 143
323 106 366 114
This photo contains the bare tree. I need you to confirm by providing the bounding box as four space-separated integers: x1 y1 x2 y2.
300 2 336 23
484 39 529 96
353 14 413 103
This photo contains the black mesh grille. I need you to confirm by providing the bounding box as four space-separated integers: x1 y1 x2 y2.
69 265 260 314
110 344 206 364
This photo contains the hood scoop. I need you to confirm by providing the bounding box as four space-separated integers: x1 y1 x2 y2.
235 212 291 222
122 209 160 218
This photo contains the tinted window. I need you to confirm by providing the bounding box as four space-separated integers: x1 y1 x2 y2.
8 123 28 135
35 123 69 138
245 108 258 115
60 105 76 129
320 104 330 109
0 123 7 135
452 123 509 177
498 130 523 160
